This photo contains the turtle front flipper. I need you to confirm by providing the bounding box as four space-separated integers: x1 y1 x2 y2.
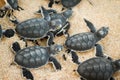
22 68 34 80
47 32 54 46
95 44 112 59
49 56 62 70
40 6 51 21
95 44 104 57
84 18 96 33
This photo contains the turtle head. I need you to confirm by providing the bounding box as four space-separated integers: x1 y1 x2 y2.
96 27 109 38
62 8 73 19
49 44 63 55
114 59 120 71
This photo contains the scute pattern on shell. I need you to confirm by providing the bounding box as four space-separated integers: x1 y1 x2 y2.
7 0 18 10
61 0 81 8
65 32 97 51
50 13 67 26
15 46 50 68
77 57 114 80
16 18 50 39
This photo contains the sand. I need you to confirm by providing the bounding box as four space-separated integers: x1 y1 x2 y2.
0 0 120 80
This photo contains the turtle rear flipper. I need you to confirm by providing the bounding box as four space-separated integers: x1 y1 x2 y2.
22 68 34 80
12 42 21 53
71 51 80 64
17 6 24 11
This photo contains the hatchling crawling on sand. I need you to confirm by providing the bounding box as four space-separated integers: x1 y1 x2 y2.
5 0 23 11
48 0 81 9
48 0 92 10
36 6 72 37
11 42 63 80
65 19 109 64
15 6 72 46
77 44 120 80
0 25 14 39
0 0 23 23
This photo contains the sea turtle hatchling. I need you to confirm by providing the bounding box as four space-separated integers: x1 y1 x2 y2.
48 0 93 10
36 6 72 37
65 19 109 64
77 44 120 80
11 41 63 80
48 0 81 10
2 0 23 11
0 24 15 39
15 6 72 46
0 0 23 23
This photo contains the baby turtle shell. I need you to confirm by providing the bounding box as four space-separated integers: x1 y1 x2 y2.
15 18 50 39
65 32 96 51
15 46 50 68
76 44 120 80
61 0 81 8
48 0 81 9
77 57 114 80
12 42 63 80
